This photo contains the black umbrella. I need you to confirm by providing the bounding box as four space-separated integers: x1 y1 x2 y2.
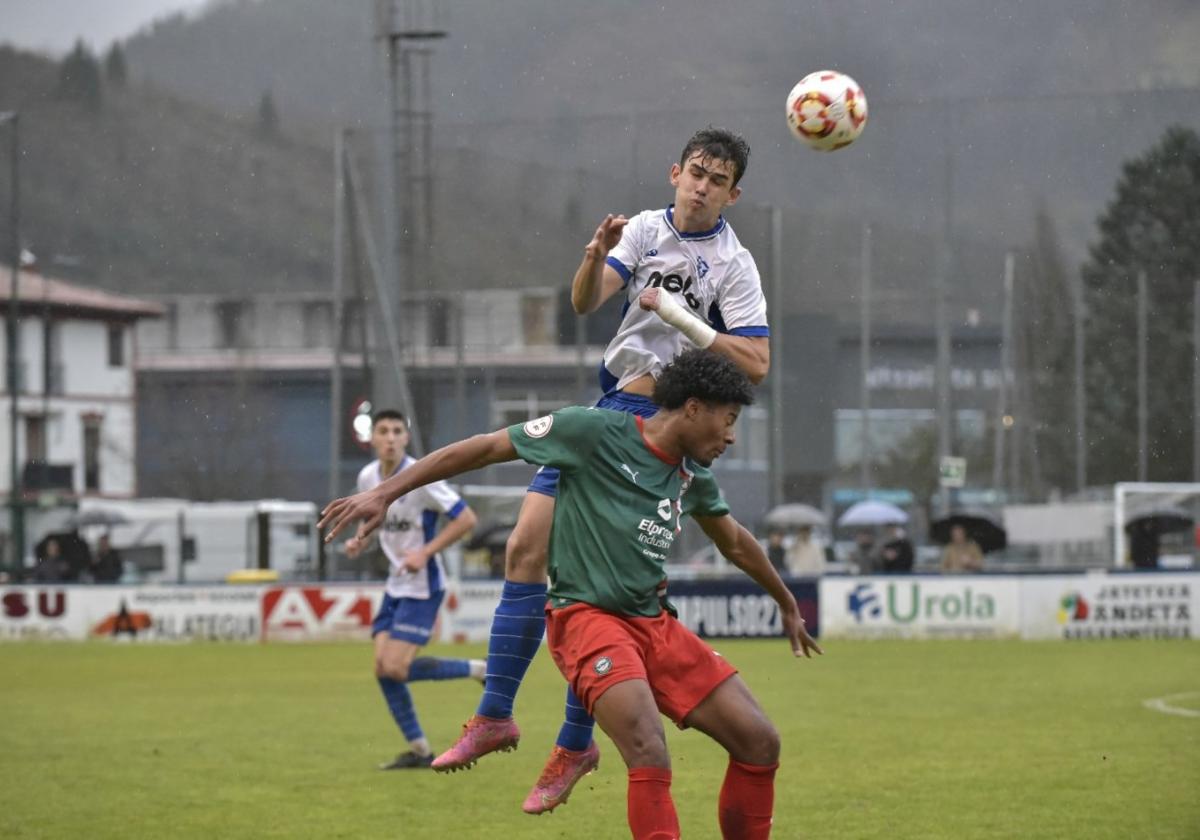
929 511 1007 554
1124 507 1193 536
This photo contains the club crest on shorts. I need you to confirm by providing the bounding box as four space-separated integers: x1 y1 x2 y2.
523 415 553 438
593 656 613 675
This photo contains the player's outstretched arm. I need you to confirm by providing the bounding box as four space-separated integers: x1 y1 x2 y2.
638 289 770 383
695 513 823 659
571 214 628 314
320 430 517 543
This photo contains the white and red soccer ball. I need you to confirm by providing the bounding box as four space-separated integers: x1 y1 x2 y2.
785 71 868 151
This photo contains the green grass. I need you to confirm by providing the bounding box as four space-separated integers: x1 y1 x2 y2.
1 639 1197 839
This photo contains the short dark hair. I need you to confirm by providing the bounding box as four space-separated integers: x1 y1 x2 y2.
653 350 755 410
372 409 407 428
679 127 751 186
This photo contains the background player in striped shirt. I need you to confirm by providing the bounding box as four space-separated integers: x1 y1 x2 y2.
344 409 485 769
432 127 774 812
320 351 819 839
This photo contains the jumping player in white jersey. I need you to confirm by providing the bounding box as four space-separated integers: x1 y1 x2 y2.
344 409 485 769
432 128 771 812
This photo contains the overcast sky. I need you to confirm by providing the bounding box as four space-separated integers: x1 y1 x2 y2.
1 0 211 55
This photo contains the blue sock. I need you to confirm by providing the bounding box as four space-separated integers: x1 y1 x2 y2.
377 677 424 742
476 580 547 719
555 685 595 751
408 657 471 681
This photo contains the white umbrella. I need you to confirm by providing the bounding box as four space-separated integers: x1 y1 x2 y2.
763 503 827 529
837 500 908 527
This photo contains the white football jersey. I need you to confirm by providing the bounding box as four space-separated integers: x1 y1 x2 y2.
356 457 466 599
601 206 769 392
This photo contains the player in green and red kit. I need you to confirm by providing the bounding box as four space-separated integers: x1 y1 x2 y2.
320 351 821 839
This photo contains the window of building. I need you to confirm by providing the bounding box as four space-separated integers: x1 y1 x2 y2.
165 302 179 350
83 418 101 492
216 300 247 349
43 320 63 394
340 301 365 353
521 294 554 347
107 324 125 367
303 301 332 348
428 297 452 348
24 415 46 462
490 388 573 429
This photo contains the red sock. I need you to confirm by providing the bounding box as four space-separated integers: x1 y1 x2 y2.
718 759 778 839
627 766 680 840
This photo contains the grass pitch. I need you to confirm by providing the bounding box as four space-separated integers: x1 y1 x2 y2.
0 638 1197 839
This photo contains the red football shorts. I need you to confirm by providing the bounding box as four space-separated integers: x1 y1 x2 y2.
545 602 738 726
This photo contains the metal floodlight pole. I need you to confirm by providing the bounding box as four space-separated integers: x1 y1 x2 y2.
376 1 446 456
934 105 955 516
1074 270 1087 492
328 129 347 507
768 205 784 509
859 223 872 499
1137 270 1148 482
993 253 1014 494
2 111 22 572
1194 280 1200 482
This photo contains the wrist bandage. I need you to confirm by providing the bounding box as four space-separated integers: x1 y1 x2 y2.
653 291 717 349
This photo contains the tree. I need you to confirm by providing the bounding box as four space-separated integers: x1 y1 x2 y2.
1015 204 1076 496
257 89 280 137
104 43 128 88
1082 126 1200 485
868 422 996 518
58 40 103 109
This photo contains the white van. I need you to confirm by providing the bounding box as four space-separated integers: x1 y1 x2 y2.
76 498 319 583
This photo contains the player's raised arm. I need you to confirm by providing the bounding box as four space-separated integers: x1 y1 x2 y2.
320 429 517 542
694 513 823 659
571 213 629 314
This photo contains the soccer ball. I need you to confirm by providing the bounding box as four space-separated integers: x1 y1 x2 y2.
785 71 868 151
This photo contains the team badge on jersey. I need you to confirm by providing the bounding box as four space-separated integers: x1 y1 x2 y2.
524 415 554 438
593 656 613 675
657 499 673 521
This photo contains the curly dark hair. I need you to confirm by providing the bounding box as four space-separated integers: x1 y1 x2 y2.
652 350 755 410
679 127 751 185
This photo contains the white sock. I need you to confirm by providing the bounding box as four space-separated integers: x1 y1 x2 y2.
469 659 487 681
410 737 432 757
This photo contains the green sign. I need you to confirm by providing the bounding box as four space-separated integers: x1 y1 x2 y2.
939 456 967 488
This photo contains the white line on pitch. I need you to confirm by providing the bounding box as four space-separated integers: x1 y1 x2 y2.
1143 692 1200 718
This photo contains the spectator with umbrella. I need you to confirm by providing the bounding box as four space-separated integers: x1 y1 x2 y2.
88 534 123 583
837 500 908 574
879 525 914 574
939 525 983 573
1124 508 1191 569
930 511 1006 574
763 503 829 576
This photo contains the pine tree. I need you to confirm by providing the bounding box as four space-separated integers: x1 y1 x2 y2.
105 43 128 88
58 40 103 109
1081 126 1200 484
257 90 280 137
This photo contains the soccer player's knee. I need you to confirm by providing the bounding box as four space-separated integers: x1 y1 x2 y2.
622 726 670 767
379 658 410 682
751 721 781 765
505 528 547 578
